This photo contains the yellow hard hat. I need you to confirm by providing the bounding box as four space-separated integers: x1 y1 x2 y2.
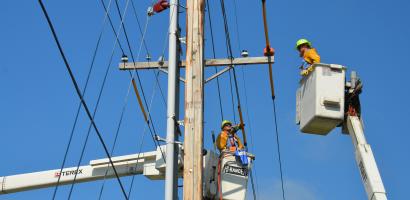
221 120 232 129
296 39 312 50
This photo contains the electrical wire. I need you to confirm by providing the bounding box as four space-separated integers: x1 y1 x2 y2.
218 0 247 146
259 0 286 199
272 101 286 200
205 0 224 121
231 0 260 197
129 0 167 107
66 0 134 198
100 0 165 162
50 1 114 199
95 0 168 198
38 1 129 199
126 71 160 199
125 2 183 196
111 0 165 161
97 69 160 199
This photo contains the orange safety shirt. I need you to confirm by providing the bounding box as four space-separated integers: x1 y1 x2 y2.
302 48 321 65
216 130 244 152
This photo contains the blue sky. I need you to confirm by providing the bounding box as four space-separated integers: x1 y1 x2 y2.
1 0 409 199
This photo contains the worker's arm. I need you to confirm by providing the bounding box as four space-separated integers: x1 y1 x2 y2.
235 135 244 150
216 132 227 151
231 124 243 133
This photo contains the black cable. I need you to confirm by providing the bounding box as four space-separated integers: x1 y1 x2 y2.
272 100 286 200
101 0 165 163
37 1 129 199
66 29 118 200
231 0 259 197
228 69 237 123
129 0 167 107
97 69 160 199
219 0 238 124
50 4 109 199
205 0 224 121
100 0 126 53
249 170 257 200
111 0 164 156
125 1 177 196
219 1 259 198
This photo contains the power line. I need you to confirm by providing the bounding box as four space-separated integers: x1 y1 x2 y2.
272 101 286 200
218 0 247 146
258 0 286 199
231 0 260 197
232 0 260 195
125 1 182 196
65 0 138 198
126 71 160 199
37 1 129 199
205 0 224 121
218 1 258 199
100 0 165 162
129 0 167 107
50 1 113 199
97 69 160 199
111 0 165 158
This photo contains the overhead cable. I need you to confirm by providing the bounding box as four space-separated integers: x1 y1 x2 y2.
38 1 129 199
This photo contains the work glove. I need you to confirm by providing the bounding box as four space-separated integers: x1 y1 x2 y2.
300 69 309 76
307 66 314 72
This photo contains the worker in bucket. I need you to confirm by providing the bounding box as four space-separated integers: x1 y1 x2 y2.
216 120 244 152
296 38 321 76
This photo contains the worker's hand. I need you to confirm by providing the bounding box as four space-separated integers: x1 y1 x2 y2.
307 66 314 72
238 123 245 129
300 69 309 76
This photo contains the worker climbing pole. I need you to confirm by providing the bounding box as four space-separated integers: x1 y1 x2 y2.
260 0 287 200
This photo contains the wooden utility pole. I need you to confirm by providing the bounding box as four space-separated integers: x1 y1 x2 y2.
184 0 205 199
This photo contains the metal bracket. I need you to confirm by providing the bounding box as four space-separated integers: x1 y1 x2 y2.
155 135 183 145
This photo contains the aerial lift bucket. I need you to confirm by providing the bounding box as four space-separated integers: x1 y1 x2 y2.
296 63 346 135
203 151 253 200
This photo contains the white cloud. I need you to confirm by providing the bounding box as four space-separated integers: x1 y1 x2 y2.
257 180 320 200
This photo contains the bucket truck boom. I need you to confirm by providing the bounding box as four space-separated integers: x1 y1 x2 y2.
296 63 388 200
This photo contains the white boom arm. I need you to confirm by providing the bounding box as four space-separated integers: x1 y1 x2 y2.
0 145 181 195
346 116 387 200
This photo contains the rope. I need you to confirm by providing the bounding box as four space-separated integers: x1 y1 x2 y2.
37 1 128 199
50 1 113 199
205 0 224 121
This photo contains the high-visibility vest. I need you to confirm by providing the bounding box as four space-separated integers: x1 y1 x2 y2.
226 134 240 151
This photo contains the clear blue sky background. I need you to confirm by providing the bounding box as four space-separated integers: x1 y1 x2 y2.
1 0 409 199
